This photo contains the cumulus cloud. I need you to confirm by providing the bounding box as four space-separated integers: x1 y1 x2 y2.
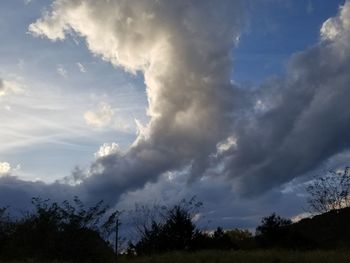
216 0 350 195
321 2 350 42
23 0 350 205
95 143 121 158
29 0 246 203
84 102 115 128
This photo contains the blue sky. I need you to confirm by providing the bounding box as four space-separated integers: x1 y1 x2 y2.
0 0 349 230
234 0 343 83
0 0 148 181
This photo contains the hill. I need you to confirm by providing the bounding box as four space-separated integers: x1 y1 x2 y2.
279 207 350 249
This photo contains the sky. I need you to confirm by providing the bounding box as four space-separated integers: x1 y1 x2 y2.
0 0 349 231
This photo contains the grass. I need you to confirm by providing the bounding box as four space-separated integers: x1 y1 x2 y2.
118 250 350 263
2 250 350 263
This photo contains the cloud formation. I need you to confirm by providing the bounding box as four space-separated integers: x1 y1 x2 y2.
84 102 115 128
0 79 4 96
0 162 11 175
29 0 245 202
218 1 350 195
22 0 350 205
95 143 121 158
57 65 68 78
0 78 23 97
77 62 86 73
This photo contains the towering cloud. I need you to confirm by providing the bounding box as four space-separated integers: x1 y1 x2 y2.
14 0 350 205
29 0 245 202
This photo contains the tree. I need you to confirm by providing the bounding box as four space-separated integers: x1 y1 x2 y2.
306 167 350 213
0 207 13 256
0 197 119 262
256 213 291 247
130 197 202 255
226 229 253 249
211 227 232 249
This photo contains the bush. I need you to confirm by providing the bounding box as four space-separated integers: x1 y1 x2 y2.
0 197 119 262
255 213 291 248
132 203 198 255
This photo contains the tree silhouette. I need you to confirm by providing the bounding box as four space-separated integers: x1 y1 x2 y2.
306 167 350 213
0 207 13 257
0 197 119 262
256 213 291 247
130 198 202 255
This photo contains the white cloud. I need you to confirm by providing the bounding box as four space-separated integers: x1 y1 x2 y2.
216 136 237 155
57 65 68 78
95 142 121 158
77 62 86 73
0 79 4 96
28 0 245 203
27 0 350 204
0 162 11 175
291 212 312 223
321 2 350 43
0 78 25 97
84 102 115 128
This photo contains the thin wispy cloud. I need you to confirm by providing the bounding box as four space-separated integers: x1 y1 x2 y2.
84 102 115 128
0 78 25 97
56 65 68 78
77 62 86 73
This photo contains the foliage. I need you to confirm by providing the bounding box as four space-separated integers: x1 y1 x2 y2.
130 198 200 255
2 250 350 263
129 198 253 255
306 167 350 213
226 229 254 249
4 194 350 261
255 213 291 248
0 207 13 257
0 197 120 262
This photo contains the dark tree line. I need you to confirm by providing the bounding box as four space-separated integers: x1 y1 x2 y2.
0 197 119 262
1 167 350 261
127 198 253 255
0 197 255 261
